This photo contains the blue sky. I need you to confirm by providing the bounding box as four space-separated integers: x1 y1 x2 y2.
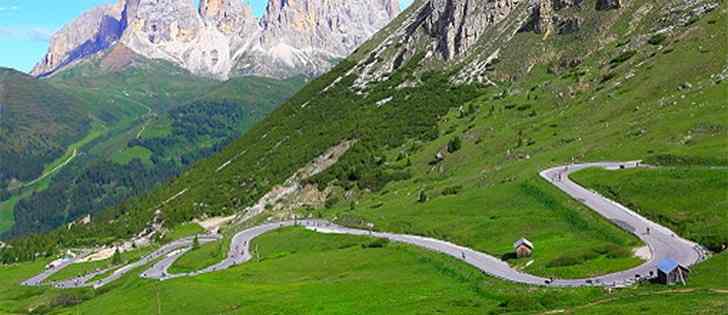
0 0 415 73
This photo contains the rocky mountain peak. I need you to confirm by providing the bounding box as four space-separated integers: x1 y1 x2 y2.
199 0 258 34
31 0 126 77
259 0 401 57
32 0 401 80
122 0 201 45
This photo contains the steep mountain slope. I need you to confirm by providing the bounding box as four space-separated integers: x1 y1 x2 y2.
0 69 90 192
32 0 401 80
30 2 126 77
2 50 305 238
1 0 727 313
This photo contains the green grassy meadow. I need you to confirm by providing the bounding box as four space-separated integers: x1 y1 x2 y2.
168 241 225 274
163 223 206 242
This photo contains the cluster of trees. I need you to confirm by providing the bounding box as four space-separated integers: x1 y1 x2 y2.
3 99 255 241
0 69 90 188
309 142 411 192
5 157 179 238
0 188 11 202
307 55 484 192
0 150 54 188
130 101 245 159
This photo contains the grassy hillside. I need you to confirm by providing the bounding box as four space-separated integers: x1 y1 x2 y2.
0 69 93 234
572 167 728 251
0 68 90 190
0 1 726 314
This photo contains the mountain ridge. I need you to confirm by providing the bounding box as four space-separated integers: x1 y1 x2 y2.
32 0 401 80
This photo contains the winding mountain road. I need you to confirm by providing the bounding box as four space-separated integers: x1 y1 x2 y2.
24 234 221 289
21 162 709 289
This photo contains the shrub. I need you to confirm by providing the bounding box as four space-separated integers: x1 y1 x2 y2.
600 72 616 83
442 185 463 196
370 202 384 209
192 235 201 250
610 50 637 65
111 249 122 265
325 195 340 209
648 33 668 45
418 190 428 203
362 238 389 248
447 136 463 153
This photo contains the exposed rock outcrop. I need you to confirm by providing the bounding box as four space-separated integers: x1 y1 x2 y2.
120 0 242 79
235 0 401 78
596 0 623 10
199 0 257 35
352 0 526 88
32 0 400 80
413 0 521 61
521 0 585 34
31 1 126 77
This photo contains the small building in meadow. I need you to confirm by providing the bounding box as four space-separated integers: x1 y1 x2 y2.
655 258 689 285
513 238 534 258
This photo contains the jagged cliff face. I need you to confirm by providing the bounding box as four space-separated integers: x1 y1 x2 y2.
260 0 399 57
352 0 529 88
120 0 245 78
350 0 630 88
32 0 400 80
234 0 401 78
200 0 258 35
31 2 126 77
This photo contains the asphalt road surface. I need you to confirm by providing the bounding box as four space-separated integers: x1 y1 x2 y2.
22 162 709 289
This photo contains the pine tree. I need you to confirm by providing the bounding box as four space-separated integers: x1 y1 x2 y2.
192 234 200 249
111 249 122 265
418 190 428 203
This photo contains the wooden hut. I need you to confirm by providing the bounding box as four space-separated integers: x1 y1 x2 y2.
513 238 534 258
655 258 689 285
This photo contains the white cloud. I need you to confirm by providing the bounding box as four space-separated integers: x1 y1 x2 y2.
0 26 54 42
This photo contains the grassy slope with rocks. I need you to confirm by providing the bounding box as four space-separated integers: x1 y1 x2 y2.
0 0 726 313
